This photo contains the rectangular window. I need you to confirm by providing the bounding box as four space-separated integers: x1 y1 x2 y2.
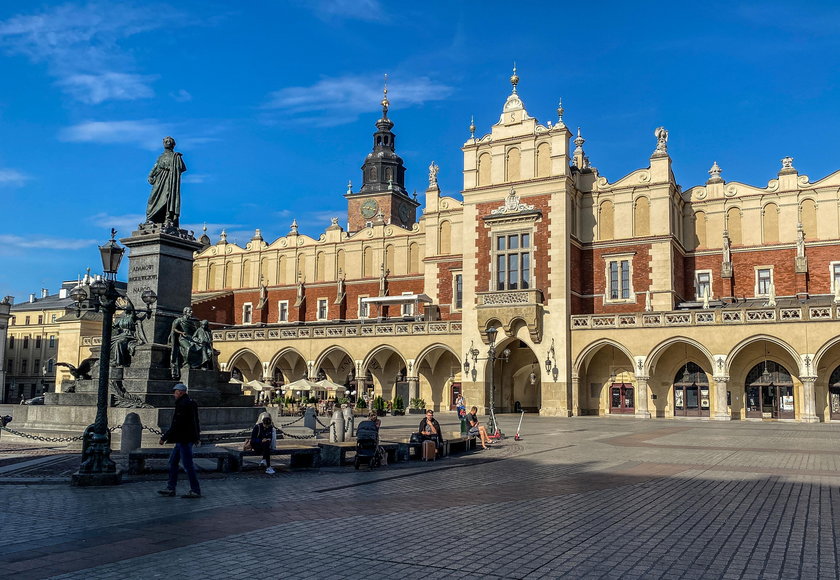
455 274 463 310
37 315 43 325
605 255 634 302
51 314 57 323
10 316 14 326
35 336 42 349
831 263 840 295
25 316 30 325
695 271 711 300
277 301 288 323
494 232 531 291
8 336 13 349
21 360 27 374
317 299 328 320
242 303 253 324
756 267 773 296
359 297 370 318
48 335 56 348
23 336 29 349
7 359 12 372
34 359 40 375
47 359 54 373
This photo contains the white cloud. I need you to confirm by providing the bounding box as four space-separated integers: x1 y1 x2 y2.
305 0 388 23
0 234 98 250
57 72 157 104
0 168 28 186
59 120 168 150
182 174 210 184
263 74 453 127
170 89 192 102
0 2 180 103
88 212 146 234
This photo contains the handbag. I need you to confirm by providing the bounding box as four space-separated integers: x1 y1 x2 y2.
243 439 253 452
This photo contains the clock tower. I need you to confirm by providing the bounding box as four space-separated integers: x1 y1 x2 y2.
345 80 420 232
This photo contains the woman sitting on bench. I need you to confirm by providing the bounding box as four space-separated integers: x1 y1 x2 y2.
251 413 277 474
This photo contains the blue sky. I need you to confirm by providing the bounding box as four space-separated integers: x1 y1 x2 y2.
1 1 840 302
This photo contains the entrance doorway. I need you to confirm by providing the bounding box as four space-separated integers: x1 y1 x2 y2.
744 361 794 419
828 366 840 420
673 362 710 417
610 383 635 414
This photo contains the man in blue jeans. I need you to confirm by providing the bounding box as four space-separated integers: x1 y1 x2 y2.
157 383 202 498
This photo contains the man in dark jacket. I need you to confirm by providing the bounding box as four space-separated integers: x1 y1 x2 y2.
158 383 202 498
418 409 444 452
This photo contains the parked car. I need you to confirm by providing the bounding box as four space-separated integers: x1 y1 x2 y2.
24 396 44 405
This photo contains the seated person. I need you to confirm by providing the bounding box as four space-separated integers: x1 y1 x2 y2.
251 413 277 474
418 409 443 452
466 406 493 449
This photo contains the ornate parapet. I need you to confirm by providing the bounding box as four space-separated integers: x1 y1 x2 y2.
476 289 544 343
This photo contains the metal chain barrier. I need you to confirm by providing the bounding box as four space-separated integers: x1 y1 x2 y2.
279 415 305 427
141 425 165 437
0 424 86 443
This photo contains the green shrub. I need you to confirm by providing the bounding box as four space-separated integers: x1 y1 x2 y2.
409 397 426 410
373 395 386 412
355 397 367 409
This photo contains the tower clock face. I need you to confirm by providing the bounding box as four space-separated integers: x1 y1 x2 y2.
398 202 412 224
360 199 379 219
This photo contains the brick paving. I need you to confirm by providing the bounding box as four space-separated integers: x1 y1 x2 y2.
2 415 840 578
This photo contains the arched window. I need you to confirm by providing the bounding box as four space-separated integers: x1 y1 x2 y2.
438 220 451 255
506 147 521 182
260 257 272 285
316 252 326 282
385 244 395 275
829 366 840 420
278 255 286 285
369 167 376 182
672 362 709 417
191 265 199 291
536 142 550 177
727 207 742 245
296 254 307 282
693 211 707 249
408 243 420 273
363 247 373 277
745 360 793 419
763 202 779 244
242 259 253 287
478 153 491 186
224 261 234 288
801 199 817 240
598 200 614 241
208 262 219 290
336 249 345 278
634 196 650 237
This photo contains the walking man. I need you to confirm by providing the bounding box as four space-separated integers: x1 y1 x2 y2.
158 383 202 498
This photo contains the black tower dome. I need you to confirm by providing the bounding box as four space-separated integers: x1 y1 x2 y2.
359 81 408 197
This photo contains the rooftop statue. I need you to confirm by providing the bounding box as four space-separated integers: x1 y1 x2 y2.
146 136 186 227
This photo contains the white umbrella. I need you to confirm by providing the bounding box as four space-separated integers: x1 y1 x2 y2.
315 379 347 392
284 378 319 392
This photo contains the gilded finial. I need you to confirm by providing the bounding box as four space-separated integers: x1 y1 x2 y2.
510 62 519 94
469 115 476 138
381 73 390 116
557 98 564 123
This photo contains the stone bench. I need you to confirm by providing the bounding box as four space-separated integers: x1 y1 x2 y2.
239 444 321 468
128 445 239 475
318 441 399 466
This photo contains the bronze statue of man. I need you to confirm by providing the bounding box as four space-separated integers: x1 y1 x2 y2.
146 136 186 226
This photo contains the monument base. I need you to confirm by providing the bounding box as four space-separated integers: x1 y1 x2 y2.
71 470 123 487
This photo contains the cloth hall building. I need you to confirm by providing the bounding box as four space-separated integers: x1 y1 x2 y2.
187 75 840 422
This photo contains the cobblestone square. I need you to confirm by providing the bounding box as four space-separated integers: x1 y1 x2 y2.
2 414 840 579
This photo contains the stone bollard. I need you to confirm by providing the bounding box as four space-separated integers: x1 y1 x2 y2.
120 413 142 454
342 404 354 438
330 408 345 442
303 406 318 434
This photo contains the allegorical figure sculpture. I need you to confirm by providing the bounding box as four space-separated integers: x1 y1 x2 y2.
111 303 149 367
170 307 197 379
146 136 186 226
193 320 215 371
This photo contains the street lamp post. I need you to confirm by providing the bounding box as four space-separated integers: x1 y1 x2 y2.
463 327 509 437
70 230 156 486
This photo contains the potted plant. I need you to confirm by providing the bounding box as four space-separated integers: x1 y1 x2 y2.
373 395 387 417
409 398 426 414
392 395 405 416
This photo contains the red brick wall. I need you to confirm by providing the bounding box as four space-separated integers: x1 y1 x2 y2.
191 293 234 326
434 260 463 321
475 194 552 303
588 243 652 314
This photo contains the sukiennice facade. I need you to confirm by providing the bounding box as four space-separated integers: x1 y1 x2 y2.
186 75 840 422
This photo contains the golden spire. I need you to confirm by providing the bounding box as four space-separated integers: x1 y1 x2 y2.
381 73 390 116
469 115 476 138
510 62 519 94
